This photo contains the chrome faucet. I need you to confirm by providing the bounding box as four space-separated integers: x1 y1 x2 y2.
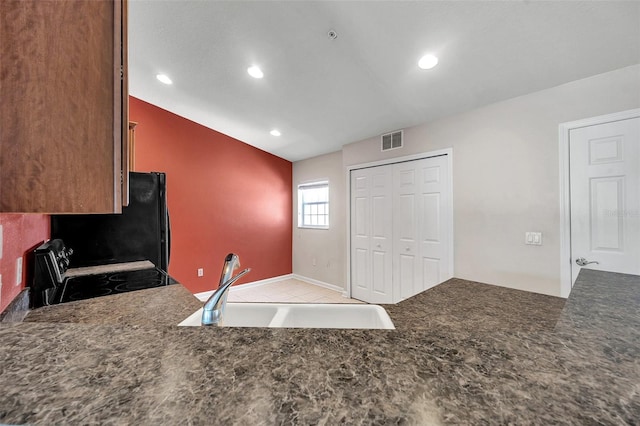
201 253 250 326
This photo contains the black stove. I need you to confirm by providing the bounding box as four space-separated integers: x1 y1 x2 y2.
31 239 177 308
59 268 177 304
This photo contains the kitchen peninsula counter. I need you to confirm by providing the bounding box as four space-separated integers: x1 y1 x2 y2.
1 270 638 424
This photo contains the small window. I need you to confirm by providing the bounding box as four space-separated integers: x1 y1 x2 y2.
298 181 329 229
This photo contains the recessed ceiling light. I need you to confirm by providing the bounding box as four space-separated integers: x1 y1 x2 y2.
156 74 173 85
247 66 264 79
270 129 281 137
418 54 438 70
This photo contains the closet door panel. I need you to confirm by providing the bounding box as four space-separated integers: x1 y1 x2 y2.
421 193 441 250
353 248 369 295
418 156 450 289
369 166 393 303
422 258 441 292
399 253 416 299
372 251 389 295
350 166 393 303
393 161 421 302
351 170 371 301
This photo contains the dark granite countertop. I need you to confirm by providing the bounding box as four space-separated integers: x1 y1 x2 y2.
23 284 203 328
1 270 638 425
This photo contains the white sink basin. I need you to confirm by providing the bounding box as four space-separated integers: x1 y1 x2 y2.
178 303 395 329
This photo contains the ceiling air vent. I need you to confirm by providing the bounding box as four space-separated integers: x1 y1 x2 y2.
381 130 403 151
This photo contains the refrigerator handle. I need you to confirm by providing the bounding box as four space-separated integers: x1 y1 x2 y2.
167 209 171 269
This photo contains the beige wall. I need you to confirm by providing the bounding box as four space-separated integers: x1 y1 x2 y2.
294 65 640 296
292 151 346 288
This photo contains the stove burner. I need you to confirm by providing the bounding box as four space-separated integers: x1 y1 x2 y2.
58 267 176 304
114 278 164 292
108 269 162 283
65 274 110 285
66 286 113 301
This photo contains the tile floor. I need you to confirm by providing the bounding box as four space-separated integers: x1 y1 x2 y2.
227 278 364 304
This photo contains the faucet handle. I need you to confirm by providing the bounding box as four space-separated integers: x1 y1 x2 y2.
224 253 240 268
219 253 241 288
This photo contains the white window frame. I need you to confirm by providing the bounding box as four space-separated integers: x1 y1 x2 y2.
297 180 329 229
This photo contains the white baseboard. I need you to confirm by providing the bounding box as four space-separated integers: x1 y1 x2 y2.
291 274 347 296
193 273 349 301
194 274 294 301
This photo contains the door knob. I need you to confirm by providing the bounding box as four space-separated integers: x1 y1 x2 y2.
576 257 599 266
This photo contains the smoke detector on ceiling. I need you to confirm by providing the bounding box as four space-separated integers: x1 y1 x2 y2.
327 30 338 40
381 130 403 151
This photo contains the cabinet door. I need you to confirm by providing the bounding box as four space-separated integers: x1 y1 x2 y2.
0 0 127 213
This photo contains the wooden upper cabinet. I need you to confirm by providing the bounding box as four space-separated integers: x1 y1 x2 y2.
0 0 128 213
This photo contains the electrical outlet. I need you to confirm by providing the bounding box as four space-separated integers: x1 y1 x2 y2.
525 232 543 246
15 257 23 286
197 268 204 277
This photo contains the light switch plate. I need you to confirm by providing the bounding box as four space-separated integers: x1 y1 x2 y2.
15 257 23 286
197 268 204 277
525 232 543 245
0 224 3 259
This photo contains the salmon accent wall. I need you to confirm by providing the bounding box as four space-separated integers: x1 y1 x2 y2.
0 214 49 313
129 97 292 293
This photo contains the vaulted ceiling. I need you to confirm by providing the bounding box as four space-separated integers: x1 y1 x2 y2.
129 1 640 162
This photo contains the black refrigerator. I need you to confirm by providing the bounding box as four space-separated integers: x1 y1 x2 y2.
51 172 170 271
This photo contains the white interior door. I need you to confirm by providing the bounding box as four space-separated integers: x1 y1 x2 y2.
569 116 640 283
350 166 393 303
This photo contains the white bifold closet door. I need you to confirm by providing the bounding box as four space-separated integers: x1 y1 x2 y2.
351 164 394 303
351 155 451 304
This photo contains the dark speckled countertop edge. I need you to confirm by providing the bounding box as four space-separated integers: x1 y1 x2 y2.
2 270 639 425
